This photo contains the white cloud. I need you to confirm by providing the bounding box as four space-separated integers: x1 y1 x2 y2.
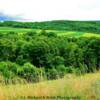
0 0 100 21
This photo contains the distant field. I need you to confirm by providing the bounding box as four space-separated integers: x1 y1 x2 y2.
0 73 100 100
0 27 100 38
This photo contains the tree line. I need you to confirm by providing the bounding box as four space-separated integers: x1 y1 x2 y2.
0 20 100 33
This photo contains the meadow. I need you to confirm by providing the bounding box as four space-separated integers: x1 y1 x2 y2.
0 27 100 38
0 20 100 100
0 72 100 100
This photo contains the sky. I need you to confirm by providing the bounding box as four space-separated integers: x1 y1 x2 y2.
0 0 100 22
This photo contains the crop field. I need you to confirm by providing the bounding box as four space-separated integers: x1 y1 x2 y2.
0 27 100 38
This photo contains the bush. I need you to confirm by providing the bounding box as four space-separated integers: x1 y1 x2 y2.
46 32 57 37
66 66 76 73
56 65 67 78
26 31 37 36
0 62 42 83
52 56 65 66
46 68 59 80
40 30 57 37
17 62 41 82
24 31 37 40
0 61 19 83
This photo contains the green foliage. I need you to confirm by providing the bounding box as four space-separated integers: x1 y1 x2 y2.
17 62 40 82
0 61 19 80
0 61 43 83
0 28 100 82
24 31 38 41
52 56 64 66
40 30 57 37
56 65 67 78
46 68 59 80
0 20 100 33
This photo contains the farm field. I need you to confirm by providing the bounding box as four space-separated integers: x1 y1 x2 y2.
0 27 100 38
0 72 100 100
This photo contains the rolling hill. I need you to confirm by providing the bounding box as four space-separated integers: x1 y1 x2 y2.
0 20 100 34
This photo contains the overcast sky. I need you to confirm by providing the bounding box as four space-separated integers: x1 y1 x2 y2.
0 0 100 21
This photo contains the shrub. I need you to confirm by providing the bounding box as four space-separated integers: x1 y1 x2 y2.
17 62 40 82
52 56 65 66
46 32 57 37
56 65 67 78
40 30 57 37
66 66 75 73
46 68 59 80
0 61 18 83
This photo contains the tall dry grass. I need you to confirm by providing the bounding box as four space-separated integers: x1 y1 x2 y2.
0 73 100 100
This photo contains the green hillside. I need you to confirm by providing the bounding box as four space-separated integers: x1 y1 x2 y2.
0 27 40 33
0 20 100 33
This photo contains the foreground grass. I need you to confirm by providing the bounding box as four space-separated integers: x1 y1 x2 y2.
0 73 100 100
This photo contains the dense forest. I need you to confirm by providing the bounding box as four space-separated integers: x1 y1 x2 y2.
0 20 100 33
0 28 100 83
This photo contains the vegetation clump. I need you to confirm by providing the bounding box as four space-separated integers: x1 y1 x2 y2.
0 29 100 83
